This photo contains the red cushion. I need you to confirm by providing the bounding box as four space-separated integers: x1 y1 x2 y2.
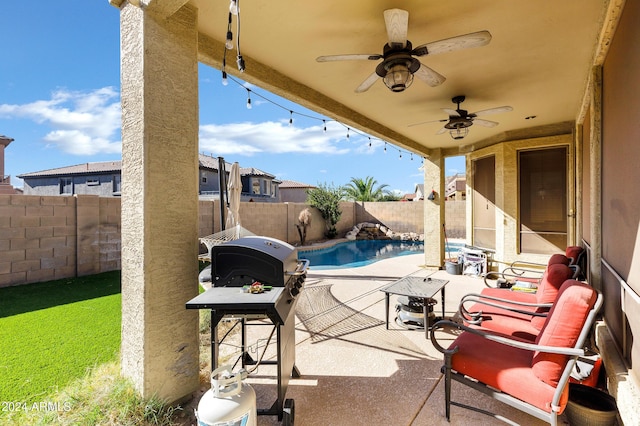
548 253 570 266
565 246 584 264
450 331 569 413
532 281 597 386
535 264 574 305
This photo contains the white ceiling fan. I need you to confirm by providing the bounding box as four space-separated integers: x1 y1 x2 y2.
316 9 492 93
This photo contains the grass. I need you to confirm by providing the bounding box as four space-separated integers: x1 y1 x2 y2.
0 269 216 425
3 361 184 426
0 271 122 403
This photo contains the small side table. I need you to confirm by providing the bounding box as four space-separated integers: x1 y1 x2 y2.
380 276 449 338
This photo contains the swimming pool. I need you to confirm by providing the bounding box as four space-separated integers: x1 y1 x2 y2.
298 239 463 270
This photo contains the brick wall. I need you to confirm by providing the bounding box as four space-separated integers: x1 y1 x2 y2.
1 195 464 287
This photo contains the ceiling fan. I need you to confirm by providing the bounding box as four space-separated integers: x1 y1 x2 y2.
316 9 492 93
409 95 513 140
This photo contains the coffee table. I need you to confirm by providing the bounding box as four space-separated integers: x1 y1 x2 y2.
380 275 449 338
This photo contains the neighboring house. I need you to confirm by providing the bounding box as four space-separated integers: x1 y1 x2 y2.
279 180 316 203
445 173 466 200
240 167 281 202
18 161 123 197
401 193 416 202
17 154 281 201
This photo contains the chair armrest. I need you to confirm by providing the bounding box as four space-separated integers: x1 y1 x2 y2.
430 319 585 357
458 293 550 322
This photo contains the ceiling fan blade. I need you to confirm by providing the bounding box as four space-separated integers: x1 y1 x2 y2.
414 63 446 87
383 9 409 48
316 54 382 62
473 118 499 128
442 108 461 117
472 105 514 116
413 30 492 56
436 126 448 135
355 71 380 93
407 118 448 128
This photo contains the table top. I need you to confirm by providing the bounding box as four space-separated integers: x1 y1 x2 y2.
380 276 448 299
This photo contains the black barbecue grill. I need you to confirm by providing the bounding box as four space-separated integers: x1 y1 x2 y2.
212 236 307 292
186 236 309 424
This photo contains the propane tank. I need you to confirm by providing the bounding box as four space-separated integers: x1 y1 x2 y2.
195 365 257 426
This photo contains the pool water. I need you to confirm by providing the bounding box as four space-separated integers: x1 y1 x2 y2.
298 239 463 270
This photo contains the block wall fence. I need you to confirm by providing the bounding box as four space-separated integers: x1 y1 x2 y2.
1 194 465 287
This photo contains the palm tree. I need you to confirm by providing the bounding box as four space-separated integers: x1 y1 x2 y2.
343 176 391 201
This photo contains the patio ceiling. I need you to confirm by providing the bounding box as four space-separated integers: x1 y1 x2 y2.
184 0 606 158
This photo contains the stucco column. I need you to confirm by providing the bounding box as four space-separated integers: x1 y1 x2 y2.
423 150 445 268
118 2 199 403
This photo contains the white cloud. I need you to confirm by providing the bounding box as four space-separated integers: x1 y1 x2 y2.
199 120 351 156
0 87 121 155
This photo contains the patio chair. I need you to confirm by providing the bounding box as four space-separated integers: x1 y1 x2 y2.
430 280 602 426
458 263 576 340
492 246 586 286
484 252 579 288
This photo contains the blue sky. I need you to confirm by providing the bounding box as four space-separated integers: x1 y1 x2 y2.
0 1 464 195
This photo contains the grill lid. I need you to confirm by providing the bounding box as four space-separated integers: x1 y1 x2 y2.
212 236 300 287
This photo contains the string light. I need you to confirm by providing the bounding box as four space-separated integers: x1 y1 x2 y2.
220 74 420 162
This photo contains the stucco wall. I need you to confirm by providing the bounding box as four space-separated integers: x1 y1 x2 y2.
1 195 464 287
0 194 121 287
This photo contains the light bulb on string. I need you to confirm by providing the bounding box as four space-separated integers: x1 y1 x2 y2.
346 128 350 140
384 142 387 153
323 120 327 132
229 0 239 15
225 31 234 50
399 150 402 159
289 111 293 126
368 137 372 148
410 153 413 161
221 70 228 86
246 89 252 109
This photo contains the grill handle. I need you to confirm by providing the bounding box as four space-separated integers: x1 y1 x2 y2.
287 259 310 276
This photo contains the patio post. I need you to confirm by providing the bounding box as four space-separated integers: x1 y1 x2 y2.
423 150 446 268
116 1 200 403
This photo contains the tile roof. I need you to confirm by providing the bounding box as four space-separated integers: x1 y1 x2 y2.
279 180 315 189
17 155 280 181
17 161 122 178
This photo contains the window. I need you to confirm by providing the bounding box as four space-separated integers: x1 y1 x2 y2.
87 179 99 186
60 178 73 195
252 180 260 194
113 175 121 194
201 176 207 183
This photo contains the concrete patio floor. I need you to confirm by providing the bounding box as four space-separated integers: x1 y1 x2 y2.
219 253 565 426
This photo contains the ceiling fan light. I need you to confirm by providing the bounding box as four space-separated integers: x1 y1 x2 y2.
383 64 413 92
449 126 469 140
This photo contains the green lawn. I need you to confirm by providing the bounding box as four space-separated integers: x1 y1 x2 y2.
0 271 121 403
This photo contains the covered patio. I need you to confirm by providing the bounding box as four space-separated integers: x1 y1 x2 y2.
201 253 552 425
107 0 639 424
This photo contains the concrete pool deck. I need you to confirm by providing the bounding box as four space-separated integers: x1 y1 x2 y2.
226 252 556 425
